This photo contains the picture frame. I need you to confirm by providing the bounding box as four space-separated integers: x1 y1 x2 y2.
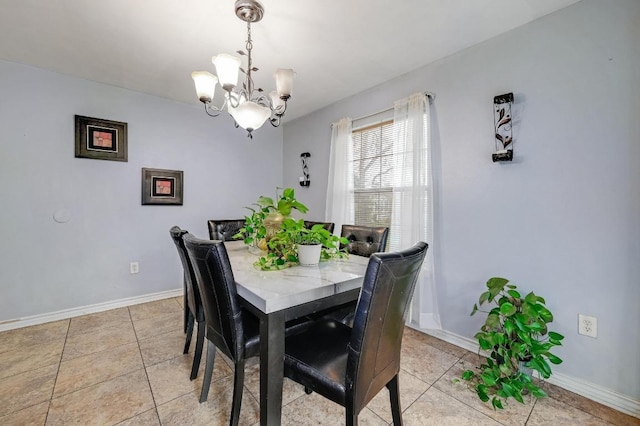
75 115 128 162
141 168 184 205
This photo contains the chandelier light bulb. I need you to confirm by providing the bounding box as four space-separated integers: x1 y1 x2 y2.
212 54 241 91
274 68 294 98
233 101 271 133
191 71 217 103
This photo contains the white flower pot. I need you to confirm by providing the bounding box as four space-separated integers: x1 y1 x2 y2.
297 244 321 266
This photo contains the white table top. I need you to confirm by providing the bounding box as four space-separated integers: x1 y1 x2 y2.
225 241 370 314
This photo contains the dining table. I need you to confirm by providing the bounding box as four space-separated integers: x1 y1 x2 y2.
224 240 370 425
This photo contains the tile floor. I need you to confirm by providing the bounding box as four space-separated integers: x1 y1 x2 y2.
0 297 638 425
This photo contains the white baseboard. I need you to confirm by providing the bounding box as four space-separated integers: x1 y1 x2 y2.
0 289 183 333
408 324 640 419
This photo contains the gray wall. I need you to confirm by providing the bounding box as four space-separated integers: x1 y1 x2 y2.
283 0 640 400
0 60 283 321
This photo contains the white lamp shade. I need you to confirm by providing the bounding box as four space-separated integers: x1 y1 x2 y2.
233 101 271 131
274 68 294 97
191 71 217 103
212 54 241 90
269 91 286 111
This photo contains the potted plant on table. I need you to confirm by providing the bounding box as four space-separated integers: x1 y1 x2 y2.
255 218 349 270
460 277 565 410
235 187 309 250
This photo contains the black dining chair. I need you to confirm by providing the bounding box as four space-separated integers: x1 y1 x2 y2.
316 224 390 326
340 224 389 257
284 242 428 426
207 219 246 241
169 226 206 381
303 220 335 234
183 233 311 425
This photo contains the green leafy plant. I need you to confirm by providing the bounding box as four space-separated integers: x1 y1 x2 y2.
461 277 565 410
235 187 309 247
256 187 309 216
254 218 348 270
236 206 267 247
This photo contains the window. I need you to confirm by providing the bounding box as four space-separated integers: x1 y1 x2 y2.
350 111 429 252
351 120 394 229
329 93 438 329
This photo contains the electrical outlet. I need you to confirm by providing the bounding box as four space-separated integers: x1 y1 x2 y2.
129 262 139 274
578 314 597 338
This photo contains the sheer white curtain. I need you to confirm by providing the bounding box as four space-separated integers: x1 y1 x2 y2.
325 118 354 234
391 92 441 330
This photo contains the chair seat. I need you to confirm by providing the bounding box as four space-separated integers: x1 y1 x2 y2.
240 308 316 360
310 301 356 327
284 319 352 405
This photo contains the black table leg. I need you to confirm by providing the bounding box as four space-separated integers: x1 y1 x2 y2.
259 310 285 426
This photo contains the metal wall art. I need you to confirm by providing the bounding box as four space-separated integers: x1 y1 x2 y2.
75 115 128 162
141 168 183 205
492 93 514 162
299 152 310 187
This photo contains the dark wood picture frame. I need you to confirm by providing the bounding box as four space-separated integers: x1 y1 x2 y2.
141 168 184 205
75 115 128 162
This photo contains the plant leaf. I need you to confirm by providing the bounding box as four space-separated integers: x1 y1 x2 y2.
500 302 517 316
531 387 548 398
547 353 563 365
461 370 475 381
478 337 493 351
479 291 490 305
476 385 489 402
512 389 524 404
481 373 497 386
503 319 515 336
487 277 508 289
491 397 504 410
501 382 514 397
548 331 564 341
486 313 501 329
471 304 478 316
507 289 521 299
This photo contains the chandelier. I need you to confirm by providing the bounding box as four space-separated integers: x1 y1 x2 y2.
191 0 294 138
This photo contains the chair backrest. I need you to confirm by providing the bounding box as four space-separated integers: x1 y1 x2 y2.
207 219 245 241
346 242 428 411
183 233 246 361
303 221 335 234
169 226 203 320
340 225 389 257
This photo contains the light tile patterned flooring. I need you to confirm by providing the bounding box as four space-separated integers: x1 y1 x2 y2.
0 297 638 425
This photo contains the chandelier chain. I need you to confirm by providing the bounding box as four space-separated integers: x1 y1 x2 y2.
246 21 254 94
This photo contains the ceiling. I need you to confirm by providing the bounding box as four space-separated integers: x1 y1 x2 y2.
0 0 581 122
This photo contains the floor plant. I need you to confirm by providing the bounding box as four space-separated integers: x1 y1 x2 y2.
460 277 565 409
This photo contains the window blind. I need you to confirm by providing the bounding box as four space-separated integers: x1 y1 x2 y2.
351 119 394 229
